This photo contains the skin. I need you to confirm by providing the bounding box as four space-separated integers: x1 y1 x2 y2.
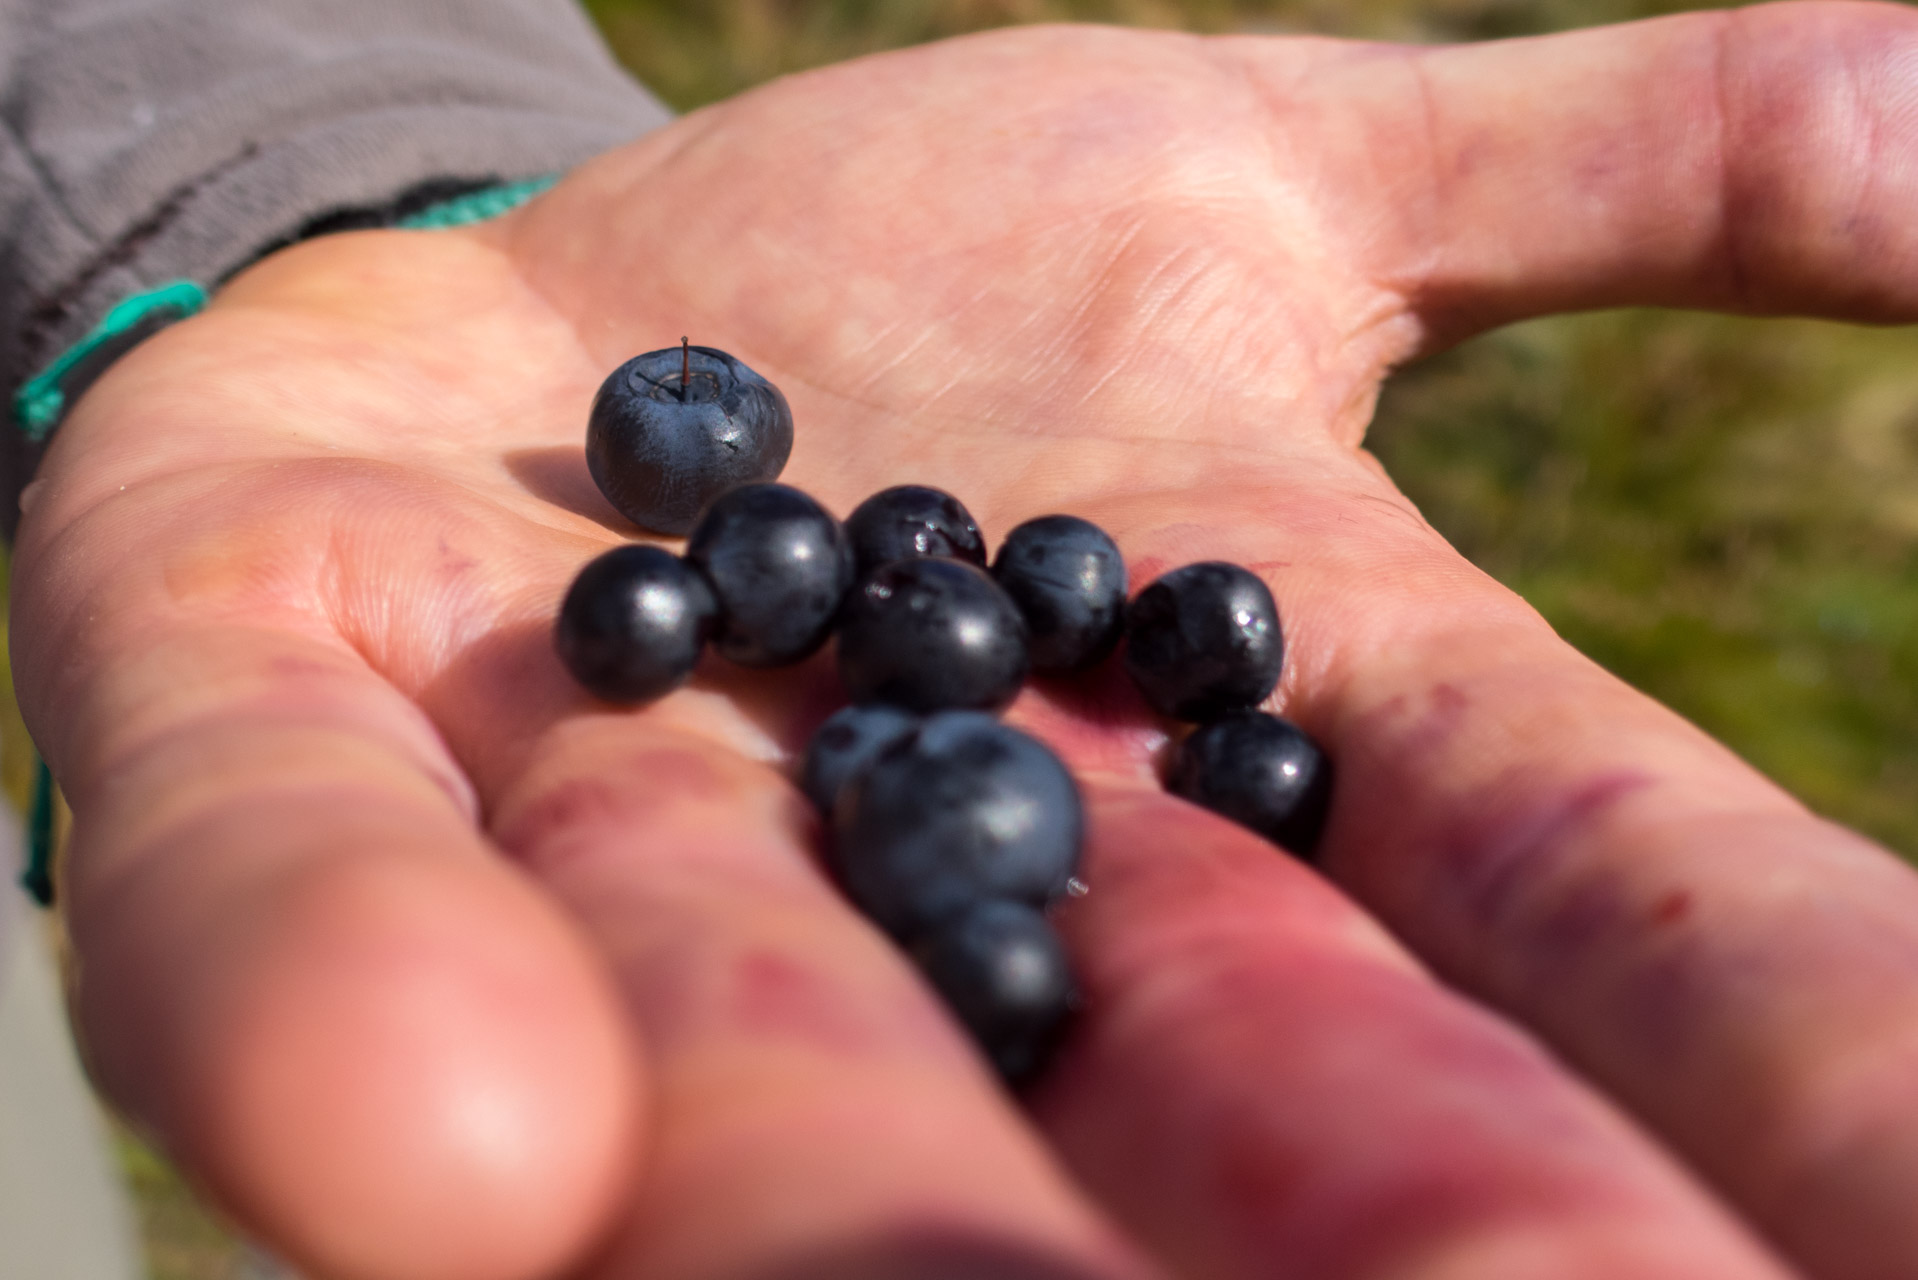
15 4 1918 1278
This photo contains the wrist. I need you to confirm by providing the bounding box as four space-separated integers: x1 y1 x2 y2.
9 194 551 910
7 177 561 540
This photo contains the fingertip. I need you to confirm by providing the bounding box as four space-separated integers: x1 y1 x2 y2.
157 849 646 1280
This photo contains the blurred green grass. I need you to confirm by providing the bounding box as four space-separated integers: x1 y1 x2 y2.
584 0 1740 110
43 0 1918 1274
1373 311 1918 853
115 1127 257 1280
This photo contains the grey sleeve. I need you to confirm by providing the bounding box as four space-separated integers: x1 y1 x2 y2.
0 0 672 524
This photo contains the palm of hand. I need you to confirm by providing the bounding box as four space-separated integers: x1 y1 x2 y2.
19 13 1918 1280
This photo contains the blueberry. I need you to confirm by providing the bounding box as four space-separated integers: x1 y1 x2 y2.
911 900 1077 1084
1168 711 1333 858
799 704 920 815
845 485 987 577
832 712 1082 938
836 559 1030 712
586 341 794 535
1124 562 1283 720
991 515 1127 673
685 483 854 666
554 544 716 703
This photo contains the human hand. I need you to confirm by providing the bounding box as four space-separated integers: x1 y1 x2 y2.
18 5 1918 1279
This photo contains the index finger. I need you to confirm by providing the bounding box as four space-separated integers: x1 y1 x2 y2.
9 535 646 1280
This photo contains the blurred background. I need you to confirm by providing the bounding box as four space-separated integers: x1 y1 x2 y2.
6 0 1916 1274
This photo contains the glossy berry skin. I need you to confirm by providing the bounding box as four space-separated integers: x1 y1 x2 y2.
1124 562 1284 721
844 484 987 577
832 712 1082 939
799 704 920 815
837 559 1030 712
554 544 716 703
991 515 1128 673
685 484 854 667
586 344 794 535
1169 711 1333 859
911 900 1077 1084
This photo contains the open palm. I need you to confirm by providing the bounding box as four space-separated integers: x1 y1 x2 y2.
20 6 1918 1280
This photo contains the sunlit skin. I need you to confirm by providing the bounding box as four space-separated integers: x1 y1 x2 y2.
16 4 1918 1278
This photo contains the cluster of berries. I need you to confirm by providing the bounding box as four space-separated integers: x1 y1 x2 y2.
555 344 1331 1082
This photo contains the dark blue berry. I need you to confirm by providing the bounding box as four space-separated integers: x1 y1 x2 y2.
1124 562 1283 721
991 515 1127 673
554 545 716 703
844 485 987 577
911 900 1077 1084
586 342 794 535
799 704 920 815
1169 711 1333 858
685 484 854 667
836 559 1030 712
832 712 1082 938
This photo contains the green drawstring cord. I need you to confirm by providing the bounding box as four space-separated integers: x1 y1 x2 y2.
21 755 53 907
394 174 558 230
13 176 561 440
13 281 210 439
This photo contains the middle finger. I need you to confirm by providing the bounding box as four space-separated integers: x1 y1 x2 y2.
436 567 1157 1280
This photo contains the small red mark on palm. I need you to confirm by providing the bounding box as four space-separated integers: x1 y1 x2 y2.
1651 890 1694 927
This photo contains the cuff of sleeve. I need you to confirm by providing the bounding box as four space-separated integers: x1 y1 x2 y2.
18 104 652 376
11 172 565 440
3 165 577 540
